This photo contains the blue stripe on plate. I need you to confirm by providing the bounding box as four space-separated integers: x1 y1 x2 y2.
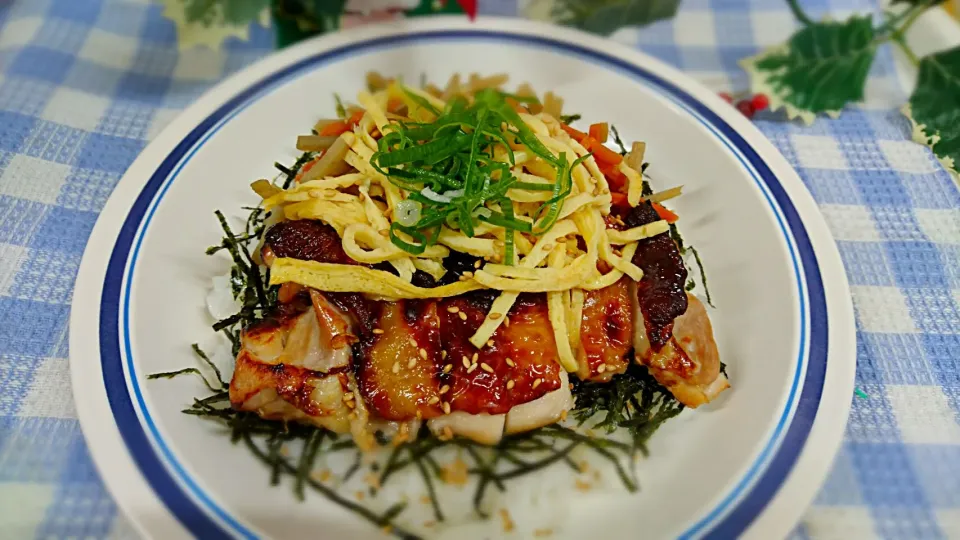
98 29 828 539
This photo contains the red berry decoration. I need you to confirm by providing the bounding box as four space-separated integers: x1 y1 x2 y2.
719 92 733 103
736 100 756 118
751 93 770 111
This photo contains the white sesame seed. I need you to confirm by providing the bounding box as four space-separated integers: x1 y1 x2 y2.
506 358 515 367
408 337 417 347
474 260 482 269
504 316 511 327
392 362 401 374
489 312 502 320
407 358 417 369
467 363 478 374
597 364 607 374
441 350 448 359
440 385 450 394
448 306 460 313
532 378 542 389
373 328 385 335
480 363 493 373
462 356 471 368
471 352 479 363
428 396 440 405
506 380 515 390
442 402 451 414
419 348 428 360
458 312 468 321
443 363 453 374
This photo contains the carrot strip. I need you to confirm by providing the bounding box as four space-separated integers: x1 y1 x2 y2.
583 137 623 166
652 202 679 223
294 156 322 183
588 122 608 143
600 164 626 191
318 121 349 137
560 123 587 142
387 97 404 114
317 110 364 137
347 109 365 126
611 192 629 207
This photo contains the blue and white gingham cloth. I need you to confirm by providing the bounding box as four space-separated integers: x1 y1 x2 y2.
0 0 958 538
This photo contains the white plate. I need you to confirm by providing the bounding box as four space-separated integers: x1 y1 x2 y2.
69 16 855 540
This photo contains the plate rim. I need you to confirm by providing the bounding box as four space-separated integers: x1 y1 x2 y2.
69 16 856 540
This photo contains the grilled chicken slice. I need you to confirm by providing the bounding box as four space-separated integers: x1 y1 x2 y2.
426 371 572 444
425 294 573 443
235 289 355 372
359 293 569 444
504 370 573 434
633 292 728 407
428 412 506 445
576 278 633 382
229 304 356 434
355 300 444 421
231 351 354 433
623 201 729 408
436 293 563 416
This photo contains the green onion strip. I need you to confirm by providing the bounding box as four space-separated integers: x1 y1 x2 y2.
369 88 580 264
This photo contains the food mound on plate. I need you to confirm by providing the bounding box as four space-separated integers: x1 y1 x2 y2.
227 72 730 451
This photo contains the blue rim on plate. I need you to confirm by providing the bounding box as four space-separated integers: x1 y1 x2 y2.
98 30 827 539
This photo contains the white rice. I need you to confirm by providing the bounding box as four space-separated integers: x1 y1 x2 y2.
206 272 241 322
302 431 625 537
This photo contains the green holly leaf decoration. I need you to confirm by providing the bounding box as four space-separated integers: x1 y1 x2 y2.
549 0 682 35
405 0 468 17
741 15 877 124
903 45 960 176
162 0 271 50
272 0 348 49
182 0 270 25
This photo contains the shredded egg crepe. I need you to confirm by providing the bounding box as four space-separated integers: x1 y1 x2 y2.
260 73 680 374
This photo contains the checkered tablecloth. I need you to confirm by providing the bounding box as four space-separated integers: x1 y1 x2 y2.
1 0 958 538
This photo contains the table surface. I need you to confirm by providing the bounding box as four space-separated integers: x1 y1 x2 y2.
1 0 959 538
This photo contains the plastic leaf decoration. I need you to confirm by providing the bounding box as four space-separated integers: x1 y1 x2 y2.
740 15 877 124
549 0 682 35
903 45 960 176
162 0 271 50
